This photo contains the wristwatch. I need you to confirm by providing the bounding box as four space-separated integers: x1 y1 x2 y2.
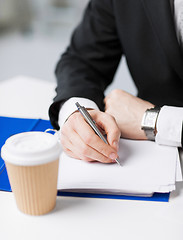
141 106 161 141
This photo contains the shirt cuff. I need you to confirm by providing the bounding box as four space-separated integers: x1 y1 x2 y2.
58 97 99 129
155 106 183 147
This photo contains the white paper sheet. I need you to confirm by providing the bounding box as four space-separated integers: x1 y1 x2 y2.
57 139 181 195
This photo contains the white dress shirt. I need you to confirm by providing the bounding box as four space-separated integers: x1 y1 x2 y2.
58 0 183 148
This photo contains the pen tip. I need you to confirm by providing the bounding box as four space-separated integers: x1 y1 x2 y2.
116 158 122 166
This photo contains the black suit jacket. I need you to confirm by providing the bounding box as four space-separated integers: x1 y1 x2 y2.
49 0 183 130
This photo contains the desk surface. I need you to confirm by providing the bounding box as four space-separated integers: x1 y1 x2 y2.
0 76 183 240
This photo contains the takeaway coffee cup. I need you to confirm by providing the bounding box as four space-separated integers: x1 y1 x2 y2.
1 131 61 215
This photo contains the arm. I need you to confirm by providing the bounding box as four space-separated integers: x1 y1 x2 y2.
49 0 123 163
104 89 183 147
49 0 123 129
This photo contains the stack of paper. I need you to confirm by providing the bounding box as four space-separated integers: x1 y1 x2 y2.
57 139 182 196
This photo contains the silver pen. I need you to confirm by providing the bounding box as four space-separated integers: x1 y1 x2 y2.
75 102 121 166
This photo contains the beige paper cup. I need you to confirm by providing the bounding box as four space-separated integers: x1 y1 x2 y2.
1 131 61 215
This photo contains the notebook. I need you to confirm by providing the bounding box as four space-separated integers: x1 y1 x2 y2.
57 140 181 196
0 116 180 202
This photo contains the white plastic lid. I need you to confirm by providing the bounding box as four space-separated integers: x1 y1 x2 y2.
1 131 61 166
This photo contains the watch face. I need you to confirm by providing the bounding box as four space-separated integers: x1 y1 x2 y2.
141 107 160 140
144 112 157 128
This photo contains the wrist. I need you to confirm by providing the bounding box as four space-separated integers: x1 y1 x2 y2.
58 97 99 129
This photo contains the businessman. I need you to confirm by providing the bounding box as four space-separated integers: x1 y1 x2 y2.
49 0 183 163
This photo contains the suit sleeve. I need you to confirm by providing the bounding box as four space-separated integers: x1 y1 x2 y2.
49 0 123 129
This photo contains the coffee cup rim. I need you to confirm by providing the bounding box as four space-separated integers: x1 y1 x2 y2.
1 131 62 166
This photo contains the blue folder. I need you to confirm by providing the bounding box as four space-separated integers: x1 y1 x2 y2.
0 116 170 202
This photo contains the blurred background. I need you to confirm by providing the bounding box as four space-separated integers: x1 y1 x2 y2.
0 0 89 82
0 0 136 95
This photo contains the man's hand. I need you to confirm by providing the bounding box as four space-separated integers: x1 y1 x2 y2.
60 109 120 163
104 89 154 140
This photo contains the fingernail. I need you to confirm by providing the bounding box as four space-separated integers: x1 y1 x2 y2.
112 160 116 163
109 153 117 160
113 141 119 151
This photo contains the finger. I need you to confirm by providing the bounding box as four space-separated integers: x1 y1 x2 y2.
61 144 97 162
91 111 121 151
63 125 116 163
61 122 114 163
72 112 119 161
61 132 81 159
62 145 80 159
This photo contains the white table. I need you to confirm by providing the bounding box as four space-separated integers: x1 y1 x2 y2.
0 76 183 240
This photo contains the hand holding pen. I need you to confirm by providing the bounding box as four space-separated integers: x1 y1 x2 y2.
75 102 121 166
60 103 120 164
